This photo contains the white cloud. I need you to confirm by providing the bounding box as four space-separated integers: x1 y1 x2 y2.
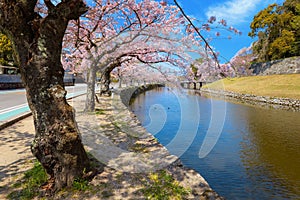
205 0 263 25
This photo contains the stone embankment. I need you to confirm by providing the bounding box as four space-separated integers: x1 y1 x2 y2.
250 56 300 75
119 84 164 107
200 88 300 111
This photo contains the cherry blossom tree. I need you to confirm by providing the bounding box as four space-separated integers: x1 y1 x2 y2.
114 63 178 87
188 57 222 82
208 46 255 78
116 1 242 85
62 0 240 112
0 0 91 191
63 0 209 111
227 46 254 77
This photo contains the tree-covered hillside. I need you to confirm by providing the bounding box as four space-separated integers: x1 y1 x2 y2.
249 0 300 62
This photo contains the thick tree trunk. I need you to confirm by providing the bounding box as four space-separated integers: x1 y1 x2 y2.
0 1 90 192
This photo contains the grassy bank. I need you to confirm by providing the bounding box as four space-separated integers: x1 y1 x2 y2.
203 74 300 100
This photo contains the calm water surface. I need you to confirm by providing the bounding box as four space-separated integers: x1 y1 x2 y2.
130 87 300 200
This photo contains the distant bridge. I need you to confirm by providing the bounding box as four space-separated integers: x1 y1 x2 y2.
180 81 209 90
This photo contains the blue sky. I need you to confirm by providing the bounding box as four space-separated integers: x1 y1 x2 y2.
176 0 285 63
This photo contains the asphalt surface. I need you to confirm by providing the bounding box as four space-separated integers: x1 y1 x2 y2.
0 84 87 130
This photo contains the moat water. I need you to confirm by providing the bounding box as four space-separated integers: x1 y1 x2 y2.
129 87 300 199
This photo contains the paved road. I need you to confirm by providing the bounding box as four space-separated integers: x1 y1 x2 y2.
0 84 87 125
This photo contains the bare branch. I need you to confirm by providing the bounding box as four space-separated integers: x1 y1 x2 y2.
173 0 226 77
132 9 142 28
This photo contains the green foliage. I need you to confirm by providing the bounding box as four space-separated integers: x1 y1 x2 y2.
269 29 295 59
0 33 14 66
190 64 198 80
249 0 300 62
141 170 190 200
7 159 97 199
72 178 91 192
7 161 48 200
190 58 203 80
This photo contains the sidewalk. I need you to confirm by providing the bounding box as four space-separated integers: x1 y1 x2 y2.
0 115 35 198
0 90 223 199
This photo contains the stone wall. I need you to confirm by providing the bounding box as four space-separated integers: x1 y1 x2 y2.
0 74 24 90
118 84 164 107
250 56 300 75
0 82 24 90
0 74 75 89
200 88 300 111
0 74 22 83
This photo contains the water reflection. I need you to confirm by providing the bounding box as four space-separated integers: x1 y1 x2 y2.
130 87 300 199
241 106 300 196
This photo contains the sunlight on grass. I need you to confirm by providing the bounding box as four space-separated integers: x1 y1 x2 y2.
141 170 190 200
203 74 300 99
7 161 48 200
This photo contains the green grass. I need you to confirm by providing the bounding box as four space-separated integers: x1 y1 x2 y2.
7 161 48 200
141 170 190 200
72 178 91 192
7 157 99 200
203 74 300 99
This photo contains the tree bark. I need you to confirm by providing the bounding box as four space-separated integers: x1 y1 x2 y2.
85 60 120 112
0 0 91 191
100 68 112 96
100 61 120 96
85 67 96 112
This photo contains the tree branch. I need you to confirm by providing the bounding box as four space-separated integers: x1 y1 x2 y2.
44 0 55 12
55 0 88 20
173 0 226 77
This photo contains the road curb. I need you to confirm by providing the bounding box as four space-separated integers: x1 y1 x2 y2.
0 93 86 131
0 112 32 131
